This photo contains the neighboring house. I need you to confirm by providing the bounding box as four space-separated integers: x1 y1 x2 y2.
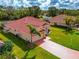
49 15 66 25
48 15 76 26
0 40 4 54
3 17 49 42
0 41 4 47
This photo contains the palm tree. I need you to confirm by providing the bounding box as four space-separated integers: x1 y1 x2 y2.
64 16 75 48
27 24 41 43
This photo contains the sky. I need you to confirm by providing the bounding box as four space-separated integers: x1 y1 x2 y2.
0 0 79 10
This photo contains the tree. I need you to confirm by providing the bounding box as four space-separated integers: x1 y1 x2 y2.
32 6 41 17
1 41 15 59
28 6 41 17
48 7 58 17
27 24 41 43
76 16 79 25
64 16 75 31
64 16 75 48
2 41 13 54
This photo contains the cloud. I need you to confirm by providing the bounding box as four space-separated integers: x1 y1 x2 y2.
0 0 79 9
39 0 51 10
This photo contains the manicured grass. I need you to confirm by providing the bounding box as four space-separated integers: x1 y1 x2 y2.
49 27 79 51
0 32 59 59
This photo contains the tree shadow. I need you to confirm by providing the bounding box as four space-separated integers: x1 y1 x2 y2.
1 31 36 51
22 50 36 59
62 28 75 35
75 32 79 35
22 51 30 59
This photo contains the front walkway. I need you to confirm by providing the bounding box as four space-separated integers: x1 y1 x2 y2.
39 37 79 59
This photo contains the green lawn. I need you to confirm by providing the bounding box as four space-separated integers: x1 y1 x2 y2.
49 27 79 51
0 32 59 59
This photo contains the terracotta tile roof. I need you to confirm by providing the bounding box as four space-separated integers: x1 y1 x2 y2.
49 15 76 25
5 16 47 41
49 15 65 24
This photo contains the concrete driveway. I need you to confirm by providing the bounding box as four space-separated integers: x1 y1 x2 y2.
40 37 79 59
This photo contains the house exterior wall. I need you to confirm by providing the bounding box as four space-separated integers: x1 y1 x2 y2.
17 33 31 42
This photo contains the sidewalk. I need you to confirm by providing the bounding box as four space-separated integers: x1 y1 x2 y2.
39 37 79 59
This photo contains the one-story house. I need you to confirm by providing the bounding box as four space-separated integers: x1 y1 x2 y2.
3 17 49 42
49 15 66 25
46 15 76 27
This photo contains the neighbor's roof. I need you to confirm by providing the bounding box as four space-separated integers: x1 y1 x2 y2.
49 15 76 25
49 15 66 24
4 16 47 41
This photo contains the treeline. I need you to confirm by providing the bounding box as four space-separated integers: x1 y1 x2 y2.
0 6 41 21
47 7 79 16
63 9 79 16
0 6 79 21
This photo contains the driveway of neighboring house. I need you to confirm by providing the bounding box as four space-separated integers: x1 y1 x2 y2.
39 37 79 59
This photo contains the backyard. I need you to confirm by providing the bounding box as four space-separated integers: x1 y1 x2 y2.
0 31 59 59
49 27 79 51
